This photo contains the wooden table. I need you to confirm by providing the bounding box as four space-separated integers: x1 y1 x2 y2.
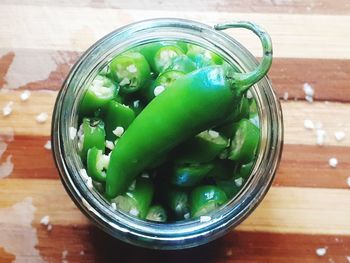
1 1 350 262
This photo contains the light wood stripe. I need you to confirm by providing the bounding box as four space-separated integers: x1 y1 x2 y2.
0 5 350 59
4 136 350 190
2 91 350 147
0 179 350 235
2 0 350 15
2 49 350 103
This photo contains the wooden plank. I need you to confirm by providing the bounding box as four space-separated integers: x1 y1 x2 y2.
3 136 350 190
2 91 350 147
0 5 350 59
2 0 350 15
1 179 350 235
275 144 350 189
2 49 350 103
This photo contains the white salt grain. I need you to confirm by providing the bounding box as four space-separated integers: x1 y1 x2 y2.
346 256 350 262
140 173 150 179
80 250 85 256
234 177 243 187
20 90 31 101
346 177 350 188
62 250 68 259
304 119 314 130
133 100 140 108
79 168 89 181
2 101 13 116
44 140 51 150
208 130 219 138
184 213 190 219
128 180 136 191
246 90 253 99
105 140 114 150
86 177 93 190
316 247 327 257
305 95 313 103
199 215 211 222
316 129 326 146
36 112 48 123
334 131 345 141
129 208 139 217
111 203 117 210
283 92 289 101
47 224 52 231
154 85 165 96
40 215 50 226
329 158 338 168
69 127 77 140
113 126 124 137
303 83 314 96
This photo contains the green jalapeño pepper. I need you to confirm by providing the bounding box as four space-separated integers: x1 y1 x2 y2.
169 163 214 187
87 147 110 182
146 205 168 222
79 75 117 116
190 185 228 218
106 21 272 198
78 118 106 163
104 101 136 141
162 186 190 220
109 52 151 94
153 45 184 74
166 55 196 74
111 177 154 219
228 118 260 164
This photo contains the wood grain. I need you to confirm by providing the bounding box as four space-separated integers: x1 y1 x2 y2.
2 49 350 103
2 91 350 147
2 0 350 15
1 179 350 235
4 136 350 190
0 5 349 59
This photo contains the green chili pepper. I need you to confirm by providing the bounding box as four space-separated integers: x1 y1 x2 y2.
206 159 237 180
143 70 185 102
237 161 254 179
228 119 260 164
249 99 259 127
153 45 184 74
190 185 228 218
104 101 136 141
78 118 106 163
79 75 117 116
162 187 190 220
111 177 154 219
166 55 196 74
172 130 229 164
109 52 151 94
87 147 109 182
106 21 273 198
169 163 214 187
187 44 224 66
146 205 168 222
215 179 241 199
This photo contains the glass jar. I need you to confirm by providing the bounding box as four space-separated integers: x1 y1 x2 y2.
52 18 283 249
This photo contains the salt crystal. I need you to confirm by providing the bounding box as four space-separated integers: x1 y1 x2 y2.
334 131 345 141
234 177 243 187
113 126 124 137
62 250 68 259
0 155 13 179
44 140 51 150
128 180 136 191
86 177 93 190
20 90 31 101
127 64 137 73
133 100 140 108
315 247 327 257
208 130 219 138
69 127 77 140
305 95 313 103
346 256 350 262
47 224 52 231
346 177 350 188
246 90 253 99
79 169 89 181
80 250 85 256
111 203 117 210
283 92 289 101
36 112 48 123
316 129 326 146
40 215 50 226
154 85 165 96
140 173 150 179
2 101 13 116
304 119 314 130
184 213 190 219
303 83 314 96
105 140 114 150
129 208 139 217
329 158 338 168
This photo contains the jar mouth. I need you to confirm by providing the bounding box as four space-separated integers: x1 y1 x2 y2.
52 18 283 249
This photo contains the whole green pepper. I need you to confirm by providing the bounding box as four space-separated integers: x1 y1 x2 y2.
106 21 272 197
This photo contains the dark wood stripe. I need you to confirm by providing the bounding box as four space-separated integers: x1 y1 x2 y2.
1 0 350 15
4 136 350 189
271 58 350 103
33 226 350 262
2 50 349 103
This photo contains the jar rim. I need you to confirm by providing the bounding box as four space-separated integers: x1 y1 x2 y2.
52 18 283 249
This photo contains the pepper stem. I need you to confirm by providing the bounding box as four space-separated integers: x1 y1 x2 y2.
214 21 273 94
